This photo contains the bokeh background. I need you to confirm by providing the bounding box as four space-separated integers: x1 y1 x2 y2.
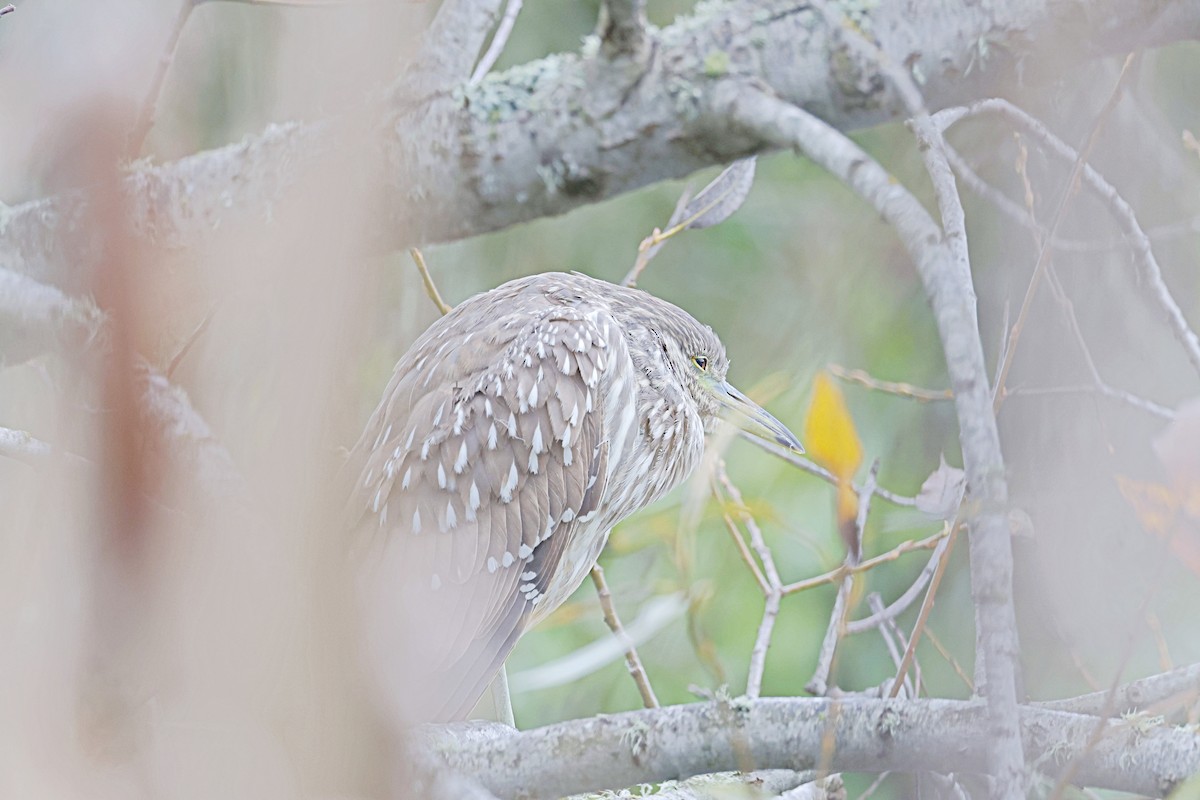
2 0 1200 797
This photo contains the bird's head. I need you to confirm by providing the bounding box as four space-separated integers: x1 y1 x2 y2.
642 304 805 456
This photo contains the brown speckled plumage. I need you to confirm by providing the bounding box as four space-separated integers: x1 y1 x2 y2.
349 272 802 722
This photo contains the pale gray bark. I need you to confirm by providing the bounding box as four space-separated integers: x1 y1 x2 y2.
722 83 1027 797
430 698 1200 799
1039 662 1200 717
3 0 1200 287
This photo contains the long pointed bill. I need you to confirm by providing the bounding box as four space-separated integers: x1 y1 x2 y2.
713 382 804 454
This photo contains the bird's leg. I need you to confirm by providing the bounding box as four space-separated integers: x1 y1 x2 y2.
486 665 516 727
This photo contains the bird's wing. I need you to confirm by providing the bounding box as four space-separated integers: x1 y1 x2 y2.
351 291 617 722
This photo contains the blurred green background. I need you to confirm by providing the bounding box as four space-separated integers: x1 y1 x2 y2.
4 0 1200 795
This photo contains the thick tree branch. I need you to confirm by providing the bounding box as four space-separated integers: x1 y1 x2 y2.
4 0 1200 285
432 698 1200 798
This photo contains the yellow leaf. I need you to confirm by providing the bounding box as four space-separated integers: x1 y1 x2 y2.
803 371 863 481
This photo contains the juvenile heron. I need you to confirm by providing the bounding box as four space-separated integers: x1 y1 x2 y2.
349 272 802 722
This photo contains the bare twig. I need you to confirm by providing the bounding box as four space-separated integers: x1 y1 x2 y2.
889 521 961 698
923 626 974 693
870 593 915 698
469 0 524 84
990 51 1133 409
509 593 685 692
127 0 197 157
714 462 783 588
410 247 453 315
165 305 216 379
747 587 781 700
935 97 1200 380
1007 384 1174 420
802 6 1028 785
779 529 948 597
713 460 783 699
806 461 877 696
827 364 952 403
1146 611 1174 673
1040 662 1200 717
844 532 950 634
590 565 659 709
723 82 1026 791
714 499 769 594
740 434 916 508
946 144 1200 254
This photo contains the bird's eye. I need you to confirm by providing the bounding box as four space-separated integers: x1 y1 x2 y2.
691 355 709 371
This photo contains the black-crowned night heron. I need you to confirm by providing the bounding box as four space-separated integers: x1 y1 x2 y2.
349 272 802 722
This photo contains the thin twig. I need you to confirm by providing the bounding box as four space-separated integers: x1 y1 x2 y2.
923 626 974 693
844 532 949 634
779 529 948 596
713 461 784 698
1146 611 1173 672
939 83 1200 386
712 487 770 594
889 521 961 698
858 772 892 799
870 594 914 698
165 306 216 379
127 0 197 158
715 461 783 587
827 364 952 403
1007 384 1174 420
747 588 781 700
469 0 523 84
410 247 453 315
990 55 1139 411
946 143 1200 253
806 461 877 696
590 565 659 709
739 434 916 508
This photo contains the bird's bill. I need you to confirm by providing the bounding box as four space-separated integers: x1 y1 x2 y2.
714 382 804 454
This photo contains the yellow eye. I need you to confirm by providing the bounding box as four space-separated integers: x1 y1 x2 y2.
692 355 708 371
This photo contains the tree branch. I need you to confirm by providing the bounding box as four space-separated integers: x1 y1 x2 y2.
934 98 1200 379
434 697 1200 798
416 0 506 86
1040 662 1200 717
6 0 1200 285
723 83 1026 794
0 266 107 365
